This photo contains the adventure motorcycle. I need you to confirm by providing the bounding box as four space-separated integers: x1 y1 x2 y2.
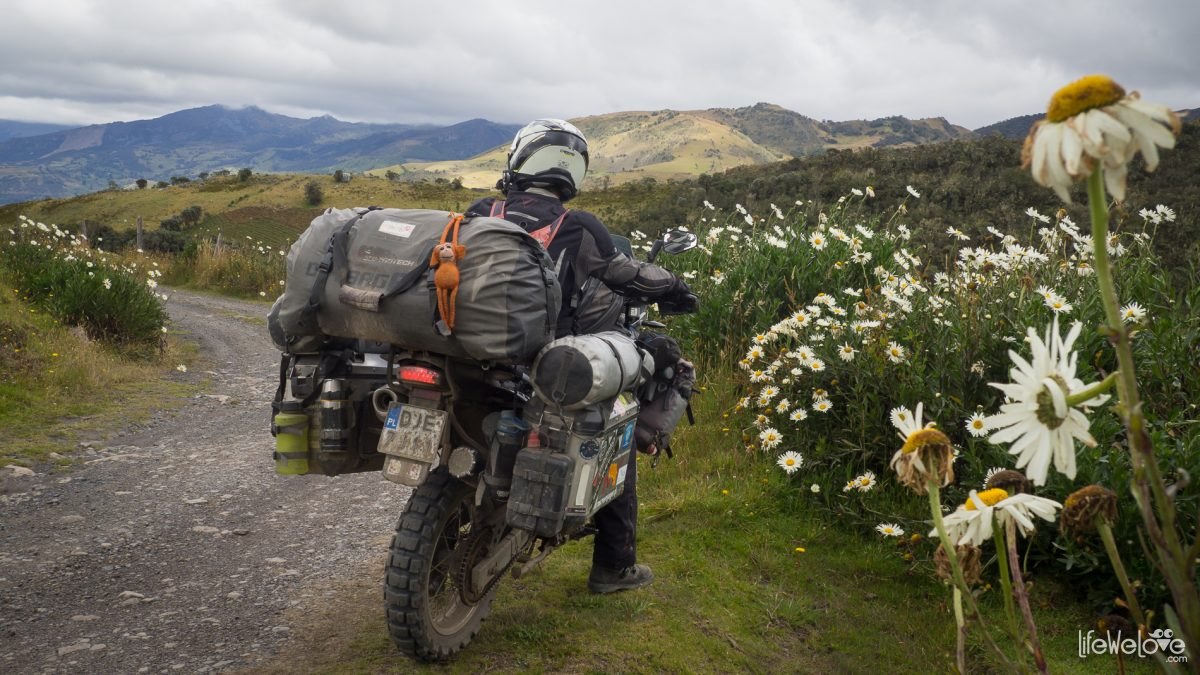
271 229 698 661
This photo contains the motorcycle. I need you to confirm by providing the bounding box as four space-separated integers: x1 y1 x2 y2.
271 228 698 661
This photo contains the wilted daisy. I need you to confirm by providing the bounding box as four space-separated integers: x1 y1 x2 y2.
934 488 1062 546
777 451 804 474
810 483 821 493
1120 302 1147 324
759 427 784 450
176 364 188 373
983 317 1110 485
1022 74 1181 202
889 402 954 493
876 523 905 537
102 278 112 290
964 412 988 438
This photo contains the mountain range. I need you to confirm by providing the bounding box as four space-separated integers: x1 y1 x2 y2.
1 103 1196 205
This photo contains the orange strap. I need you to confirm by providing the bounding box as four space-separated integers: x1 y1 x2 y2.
430 213 467 332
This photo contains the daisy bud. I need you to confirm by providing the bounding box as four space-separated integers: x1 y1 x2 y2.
1060 484 1118 540
985 469 1032 496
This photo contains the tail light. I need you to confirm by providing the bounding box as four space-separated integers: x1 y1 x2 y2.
396 364 442 387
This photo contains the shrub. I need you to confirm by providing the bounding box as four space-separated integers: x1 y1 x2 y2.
238 168 253 182
1 216 167 357
304 181 324 206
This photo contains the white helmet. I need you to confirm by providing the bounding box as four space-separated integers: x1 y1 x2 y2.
500 118 589 200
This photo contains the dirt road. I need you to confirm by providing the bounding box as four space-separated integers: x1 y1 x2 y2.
0 290 411 673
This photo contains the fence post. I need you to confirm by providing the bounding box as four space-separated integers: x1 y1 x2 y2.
136 216 144 251
214 231 223 257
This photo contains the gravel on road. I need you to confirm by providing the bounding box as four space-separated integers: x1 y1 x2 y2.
0 290 411 674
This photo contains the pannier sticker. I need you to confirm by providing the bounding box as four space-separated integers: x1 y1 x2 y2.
379 220 417 238
621 422 634 450
611 396 628 418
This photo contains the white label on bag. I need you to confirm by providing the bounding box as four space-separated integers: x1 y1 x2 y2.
379 220 416 238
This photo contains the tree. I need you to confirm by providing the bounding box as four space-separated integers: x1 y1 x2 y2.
181 205 203 227
198 171 209 180
136 178 148 189
385 169 400 181
333 169 346 183
238 168 253 182
160 215 184 232
304 180 324 206
155 181 169 188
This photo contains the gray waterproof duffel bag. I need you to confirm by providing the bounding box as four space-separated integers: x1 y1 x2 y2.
268 207 561 363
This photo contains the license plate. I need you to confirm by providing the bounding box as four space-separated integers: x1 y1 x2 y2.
378 404 446 463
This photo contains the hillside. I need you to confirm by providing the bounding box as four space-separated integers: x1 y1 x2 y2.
7 120 1193 276
0 106 519 205
0 120 75 142
381 104 973 190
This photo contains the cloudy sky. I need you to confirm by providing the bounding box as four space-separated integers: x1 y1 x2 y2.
1 0 1196 130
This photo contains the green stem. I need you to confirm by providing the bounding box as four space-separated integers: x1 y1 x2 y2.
1097 519 1147 629
1087 168 1200 649
954 587 967 675
927 480 1019 671
1066 371 1118 407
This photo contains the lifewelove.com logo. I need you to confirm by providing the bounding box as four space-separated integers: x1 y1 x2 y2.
1078 628 1189 663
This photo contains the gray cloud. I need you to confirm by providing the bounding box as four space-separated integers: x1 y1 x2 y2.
0 0 1195 129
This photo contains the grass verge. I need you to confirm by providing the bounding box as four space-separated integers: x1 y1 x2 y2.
0 281 197 466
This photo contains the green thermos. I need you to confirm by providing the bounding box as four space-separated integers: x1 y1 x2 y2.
274 401 310 475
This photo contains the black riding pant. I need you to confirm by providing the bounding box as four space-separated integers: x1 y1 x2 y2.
591 451 638 570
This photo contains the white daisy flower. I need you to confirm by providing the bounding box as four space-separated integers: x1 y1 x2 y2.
876 523 905 537
812 398 833 413
1120 302 1147 324
838 344 857 362
811 483 821 493
965 412 989 438
886 341 906 364
777 451 804 474
933 488 1062 547
983 318 1110 485
759 427 784 450
906 185 921 198
789 409 808 422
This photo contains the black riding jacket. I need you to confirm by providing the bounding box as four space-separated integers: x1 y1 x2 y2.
466 189 683 336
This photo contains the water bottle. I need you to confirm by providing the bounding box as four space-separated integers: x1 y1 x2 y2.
273 401 310 475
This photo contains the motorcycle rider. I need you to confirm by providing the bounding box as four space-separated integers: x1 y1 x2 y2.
466 118 696 594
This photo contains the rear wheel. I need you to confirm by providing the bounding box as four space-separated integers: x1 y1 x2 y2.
384 468 494 661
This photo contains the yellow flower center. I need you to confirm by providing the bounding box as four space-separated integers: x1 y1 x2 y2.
1046 74 1126 123
901 427 951 454
964 488 1010 510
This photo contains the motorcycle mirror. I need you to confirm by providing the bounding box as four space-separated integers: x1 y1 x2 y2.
660 230 698 255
